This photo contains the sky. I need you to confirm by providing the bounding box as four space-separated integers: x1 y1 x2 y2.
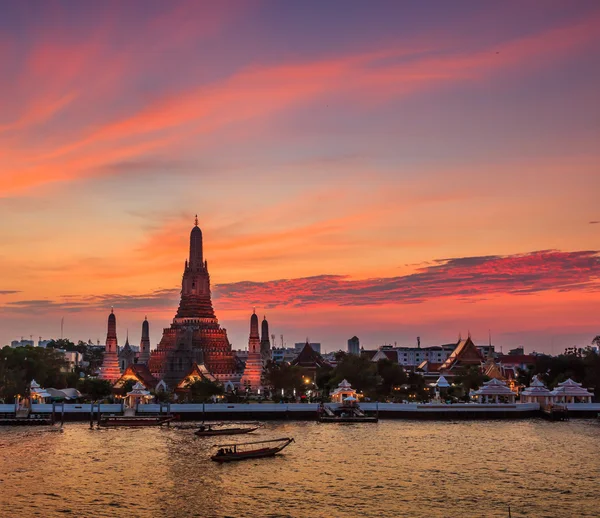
0 0 599 353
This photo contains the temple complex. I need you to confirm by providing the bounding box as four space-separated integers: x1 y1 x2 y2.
260 316 271 361
240 310 264 392
100 309 122 382
148 218 239 388
138 317 151 364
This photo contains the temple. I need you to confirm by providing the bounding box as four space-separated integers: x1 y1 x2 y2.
148 218 239 388
100 309 122 381
240 310 264 392
138 317 151 364
118 331 136 372
260 316 271 361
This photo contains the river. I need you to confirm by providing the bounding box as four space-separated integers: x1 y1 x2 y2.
0 419 598 517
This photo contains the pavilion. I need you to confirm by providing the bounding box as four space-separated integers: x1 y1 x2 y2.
520 375 552 405
549 379 594 404
29 380 52 403
125 382 153 408
473 378 516 404
330 379 358 403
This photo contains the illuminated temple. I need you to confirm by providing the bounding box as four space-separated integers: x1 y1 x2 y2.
148 218 240 388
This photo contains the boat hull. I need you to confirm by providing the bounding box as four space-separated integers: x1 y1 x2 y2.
99 416 174 427
195 427 258 437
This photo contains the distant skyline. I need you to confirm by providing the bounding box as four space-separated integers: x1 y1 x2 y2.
1 1 599 352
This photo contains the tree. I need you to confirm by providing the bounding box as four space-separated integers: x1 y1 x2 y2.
452 365 488 401
0 346 69 402
329 354 379 398
263 361 306 396
76 378 113 401
592 336 600 348
186 378 224 403
376 359 408 399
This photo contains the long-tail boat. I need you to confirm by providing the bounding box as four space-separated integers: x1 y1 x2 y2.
98 415 175 427
195 422 259 437
211 437 294 462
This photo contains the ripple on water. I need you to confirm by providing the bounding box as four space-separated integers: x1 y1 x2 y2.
1 420 599 517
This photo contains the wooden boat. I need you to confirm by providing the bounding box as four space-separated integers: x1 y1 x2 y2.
98 415 175 427
211 437 294 463
195 423 259 437
319 415 378 423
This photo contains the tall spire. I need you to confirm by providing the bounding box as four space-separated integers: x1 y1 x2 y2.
250 310 259 339
194 214 198 227
260 315 271 361
189 216 203 268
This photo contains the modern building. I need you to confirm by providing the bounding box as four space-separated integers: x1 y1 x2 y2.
348 336 360 355
271 347 297 364
10 339 34 348
148 218 240 388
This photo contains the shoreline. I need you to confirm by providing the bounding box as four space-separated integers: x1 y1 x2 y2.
2 402 599 421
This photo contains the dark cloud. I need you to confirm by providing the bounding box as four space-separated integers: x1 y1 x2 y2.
213 250 600 308
0 290 20 295
2 250 599 314
590 221 599 224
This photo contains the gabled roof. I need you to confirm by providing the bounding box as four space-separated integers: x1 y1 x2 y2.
113 364 159 390
416 360 444 373
360 349 378 360
439 337 483 371
176 362 216 389
372 350 398 363
291 342 328 369
550 378 593 397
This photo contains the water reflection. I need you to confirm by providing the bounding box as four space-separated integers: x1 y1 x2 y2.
1 420 598 517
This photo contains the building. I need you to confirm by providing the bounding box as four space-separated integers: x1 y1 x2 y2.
10 339 34 348
291 340 329 381
295 342 321 354
148 218 240 388
118 333 137 372
271 347 298 364
520 375 552 405
370 343 456 368
138 317 151 364
260 316 271 361
99 309 122 382
348 336 360 355
239 311 264 392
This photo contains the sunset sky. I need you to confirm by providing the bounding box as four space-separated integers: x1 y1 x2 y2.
1 1 599 353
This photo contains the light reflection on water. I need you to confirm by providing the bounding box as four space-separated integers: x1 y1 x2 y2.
0 419 598 517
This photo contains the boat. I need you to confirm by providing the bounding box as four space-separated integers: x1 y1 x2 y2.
195 423 259 437
98 414 175 427
211 437 294 463
318 402 378 423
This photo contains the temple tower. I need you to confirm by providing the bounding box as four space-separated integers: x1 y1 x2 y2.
260 316 271 361
148 217 238 388
100 308 122 382
240 310 263 392
138 317 151 364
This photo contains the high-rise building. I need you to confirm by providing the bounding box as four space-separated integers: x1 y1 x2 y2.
148 217 238 387
348 336 360 355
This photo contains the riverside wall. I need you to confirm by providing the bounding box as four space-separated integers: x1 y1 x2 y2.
2 402 599 421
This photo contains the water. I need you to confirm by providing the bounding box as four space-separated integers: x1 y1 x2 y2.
0 419 598 517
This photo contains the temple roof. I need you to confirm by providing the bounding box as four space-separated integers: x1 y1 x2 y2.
435 375 450 388
114 364 159 390
291 342 328 369
474 378 514 396
176 362 217 389
521 375 551 396
550 378 593 397
439 337 483 371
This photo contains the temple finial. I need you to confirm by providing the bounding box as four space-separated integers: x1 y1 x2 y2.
111 306 114 314
253 306 256 314
194 214 198 227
